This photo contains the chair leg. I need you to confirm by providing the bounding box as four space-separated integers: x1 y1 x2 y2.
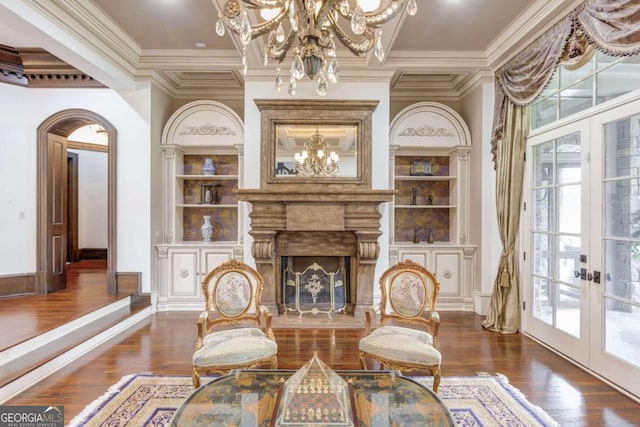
359 352 368 370
193 369 200 388
432 365 441 393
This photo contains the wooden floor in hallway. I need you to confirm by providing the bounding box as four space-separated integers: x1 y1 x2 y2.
2 262 639 426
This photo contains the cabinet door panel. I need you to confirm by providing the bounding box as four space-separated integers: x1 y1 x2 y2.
434 251 460 297
398 251 430 269
202 250 233 275
169 249 200 297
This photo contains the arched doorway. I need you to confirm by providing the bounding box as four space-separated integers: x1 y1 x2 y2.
36 109 117 294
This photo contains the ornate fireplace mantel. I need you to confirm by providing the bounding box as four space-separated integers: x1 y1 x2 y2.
236 189 394 316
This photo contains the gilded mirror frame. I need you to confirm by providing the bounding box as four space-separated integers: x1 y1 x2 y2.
255 99 378 190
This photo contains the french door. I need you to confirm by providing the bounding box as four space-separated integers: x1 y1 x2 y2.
523 97 640 398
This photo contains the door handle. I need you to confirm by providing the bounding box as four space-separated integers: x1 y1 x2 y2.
587 272 593 281
580 268 587 280
574 270 580 278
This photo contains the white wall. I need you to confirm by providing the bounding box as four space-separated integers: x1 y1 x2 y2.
0 84 31 274
243 78 392 286
0 83 153 293
461 81 500 314
68 148 108 248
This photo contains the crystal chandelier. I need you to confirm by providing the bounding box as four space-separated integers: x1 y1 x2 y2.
294 129 339 176
215 0 417 96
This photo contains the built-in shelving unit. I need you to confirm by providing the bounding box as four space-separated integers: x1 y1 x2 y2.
155 100 244 310
388 102 476 311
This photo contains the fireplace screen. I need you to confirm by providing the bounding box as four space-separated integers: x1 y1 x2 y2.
282 256 350 317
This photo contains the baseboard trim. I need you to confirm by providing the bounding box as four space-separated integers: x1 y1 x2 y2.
0 274 35 296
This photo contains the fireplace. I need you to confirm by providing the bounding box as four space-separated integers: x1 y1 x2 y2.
281 256 351 317
237 99 393 318
235 190 394 317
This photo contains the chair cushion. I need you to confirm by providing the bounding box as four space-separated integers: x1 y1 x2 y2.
359 325 440 365
193 328 277 368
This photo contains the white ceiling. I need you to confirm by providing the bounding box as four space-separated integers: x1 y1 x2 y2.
0 0 583 99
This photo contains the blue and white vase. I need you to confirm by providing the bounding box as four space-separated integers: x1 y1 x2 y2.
201 215 214 242
202 158 216 175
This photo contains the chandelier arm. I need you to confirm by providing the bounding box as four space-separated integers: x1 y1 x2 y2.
314 0 339 29
329 18 377 55
219 1 288 39
250 8 289 39
267 29 299 62
332 0 407 25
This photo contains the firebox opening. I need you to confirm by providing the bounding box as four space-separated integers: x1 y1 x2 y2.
281 256 351 317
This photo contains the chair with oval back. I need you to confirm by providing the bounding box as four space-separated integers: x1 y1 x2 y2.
192 259 278 387
358 259 442 392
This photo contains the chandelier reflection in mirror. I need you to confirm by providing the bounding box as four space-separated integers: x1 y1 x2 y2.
215 0 418 96
294 128 339 176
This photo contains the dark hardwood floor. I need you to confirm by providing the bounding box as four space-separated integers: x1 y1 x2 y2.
0 260 125 351
2 262 639 426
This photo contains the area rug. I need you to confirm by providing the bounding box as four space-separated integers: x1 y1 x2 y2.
68 373 558 426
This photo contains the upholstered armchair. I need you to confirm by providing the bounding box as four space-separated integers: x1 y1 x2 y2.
358 259 442 392
192 259 278 388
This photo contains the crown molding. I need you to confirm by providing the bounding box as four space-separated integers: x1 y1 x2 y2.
486 0 583 71
7 0 140 89
384 50 488 72
457 69 494 100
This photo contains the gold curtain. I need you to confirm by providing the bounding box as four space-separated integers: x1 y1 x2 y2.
482 101 529 333
485 0 640 334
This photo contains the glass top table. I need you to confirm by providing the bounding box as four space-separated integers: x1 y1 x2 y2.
171 369 454 427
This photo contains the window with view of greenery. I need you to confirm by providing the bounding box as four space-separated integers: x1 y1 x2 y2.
531 52 640 129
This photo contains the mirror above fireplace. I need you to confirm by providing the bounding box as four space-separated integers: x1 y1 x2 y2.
274 124 358 179
255 99 378 190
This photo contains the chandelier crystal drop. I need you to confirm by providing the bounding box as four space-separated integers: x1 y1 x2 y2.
294 129 339 176
215 0 417 96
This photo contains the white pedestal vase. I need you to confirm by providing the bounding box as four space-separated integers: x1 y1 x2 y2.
201 215 214 242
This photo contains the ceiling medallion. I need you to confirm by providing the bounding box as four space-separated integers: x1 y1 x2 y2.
215 0 417 96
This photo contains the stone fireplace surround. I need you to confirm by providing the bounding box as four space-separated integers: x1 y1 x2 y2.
239 99 393 318
236 189 394 317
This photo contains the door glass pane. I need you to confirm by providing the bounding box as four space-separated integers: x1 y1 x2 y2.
604 114 640 179
533 189 553 231
558 185 581 233
557 283 580 337
533 277 553 325
558 235 581 285
605 180 640 238
556 133 581 184
605 298 640 368
533 233 552 277
605 240 640 301
533 142 553 186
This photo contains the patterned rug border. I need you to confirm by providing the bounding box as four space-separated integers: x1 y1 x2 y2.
69 373 559 427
